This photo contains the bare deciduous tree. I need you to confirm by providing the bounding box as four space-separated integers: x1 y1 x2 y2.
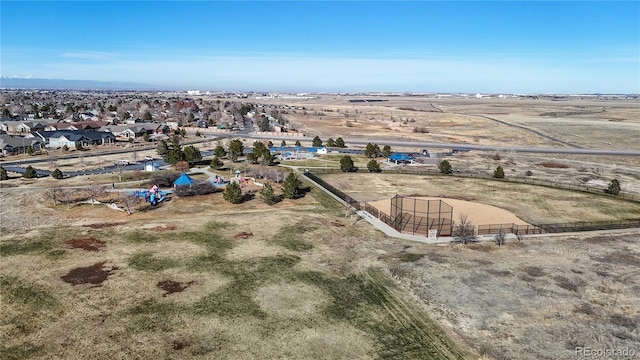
495 227 506 249
47 186 62 206
58 189 73 209
453 213 476 245
85 184 105 206
119 193 140 215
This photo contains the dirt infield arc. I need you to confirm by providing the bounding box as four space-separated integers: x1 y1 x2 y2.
368 196 531 237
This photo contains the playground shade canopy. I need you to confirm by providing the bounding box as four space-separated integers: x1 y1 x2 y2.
173 172 195 186
388 153 414 163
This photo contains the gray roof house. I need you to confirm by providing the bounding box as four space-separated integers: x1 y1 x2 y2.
0 135 44 155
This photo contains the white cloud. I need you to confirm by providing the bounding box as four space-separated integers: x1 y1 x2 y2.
61 51 115 60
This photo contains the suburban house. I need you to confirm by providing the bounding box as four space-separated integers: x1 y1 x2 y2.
44 122 79 131
0 135 44 155
44 121 109 132
102 123 169 140
15 119 59 134
0 119 59 134
32 131 116 148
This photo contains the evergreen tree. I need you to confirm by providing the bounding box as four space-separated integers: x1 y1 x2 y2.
183 145 202 163
493 166 505 179
364 143 380 158
381 145 392 157
259 116 271 131
156 140 169 155
223 182 243 204
51 168 64 179
326 138 336 147
0 166 8 181
340 155 356 172
438 160 453 174
367 159 382 173
214 143 227 158
295 140 301 146
335 137 346 148
312 136 322 147
606 179 621 195
210 156 223 170
280 140 286 147
260 182 277 205
282 172 301 199
23 166 37 179
228 139 244 162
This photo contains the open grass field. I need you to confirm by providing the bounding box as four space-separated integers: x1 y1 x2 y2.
0 185 473 359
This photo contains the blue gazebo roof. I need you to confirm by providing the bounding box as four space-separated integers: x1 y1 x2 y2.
173 172 195 186
388 153 414 161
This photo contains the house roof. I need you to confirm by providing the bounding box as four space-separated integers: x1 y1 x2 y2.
0 135 43 149
34 131 116 141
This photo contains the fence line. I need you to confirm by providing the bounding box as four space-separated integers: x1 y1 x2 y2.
308 167 639 203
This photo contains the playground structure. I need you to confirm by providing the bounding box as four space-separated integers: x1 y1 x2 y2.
387 195 454 237
229 170 250 186
130 184 168 206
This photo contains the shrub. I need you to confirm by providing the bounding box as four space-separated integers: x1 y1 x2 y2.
148 172 180 187
525 170 533 176
493 166 505 179
0 166 8 181
413 127 429 133
174 181 218 197
173 161 190 172
223 182 242 204
51 168 64 179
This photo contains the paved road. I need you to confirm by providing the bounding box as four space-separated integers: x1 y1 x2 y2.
239 133 639 156
3 130 638 179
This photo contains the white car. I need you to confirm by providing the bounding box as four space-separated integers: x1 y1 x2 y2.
144 156 154 161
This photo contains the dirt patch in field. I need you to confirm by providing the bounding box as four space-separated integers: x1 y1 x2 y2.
82 222 125 229
234 231 254 239
61 261 117 286
172 340 189 350
329 220 345 227
65 237 106 251
157 280 195 296
150 224 178 232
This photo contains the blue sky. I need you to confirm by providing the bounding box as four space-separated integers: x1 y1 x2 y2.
1 1 639 93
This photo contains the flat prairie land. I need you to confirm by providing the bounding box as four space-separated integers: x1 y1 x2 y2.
266 96 640 150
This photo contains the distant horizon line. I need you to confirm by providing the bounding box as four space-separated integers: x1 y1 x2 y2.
1 77 638 96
